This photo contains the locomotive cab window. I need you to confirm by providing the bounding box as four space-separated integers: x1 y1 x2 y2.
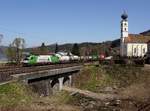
24 55 30 60
30 57 34 60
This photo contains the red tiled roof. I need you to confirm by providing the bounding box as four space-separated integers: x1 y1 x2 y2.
124 34 150 43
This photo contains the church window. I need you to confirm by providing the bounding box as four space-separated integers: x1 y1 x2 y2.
124 28 126 31
134 48 136 53
124 23 127 26
143 48 145 53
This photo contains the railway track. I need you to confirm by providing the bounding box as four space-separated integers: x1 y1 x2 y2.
0 65 22 70
0 61 98 83
0 63 83 83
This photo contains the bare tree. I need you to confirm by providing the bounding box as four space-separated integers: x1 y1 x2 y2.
5 44 16 62
12 38 25 63
6 37 25 64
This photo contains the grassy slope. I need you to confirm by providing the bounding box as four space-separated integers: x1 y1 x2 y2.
74 65 150 93
0 82 81 111
0 82 32 107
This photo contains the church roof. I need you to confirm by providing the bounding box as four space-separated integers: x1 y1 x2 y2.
124 34 150 43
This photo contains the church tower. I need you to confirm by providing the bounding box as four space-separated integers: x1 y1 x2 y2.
121 11 128 42
120 11 128 56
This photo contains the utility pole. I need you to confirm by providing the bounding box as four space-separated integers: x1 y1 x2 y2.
0 34 3 44
0 34 3 54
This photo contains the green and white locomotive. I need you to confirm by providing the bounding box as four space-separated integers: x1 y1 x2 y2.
23 54 60 65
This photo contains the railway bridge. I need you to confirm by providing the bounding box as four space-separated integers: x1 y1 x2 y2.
10 64 82 96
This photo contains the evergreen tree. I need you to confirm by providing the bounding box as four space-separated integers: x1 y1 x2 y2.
71 43 80 56
40 42 48 54
55 43 59 53
90 49 98 55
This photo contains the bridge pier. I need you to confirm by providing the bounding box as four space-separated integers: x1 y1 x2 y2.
45 80 51 96
58 77 64 91
69 75 72 86
29 79 52 96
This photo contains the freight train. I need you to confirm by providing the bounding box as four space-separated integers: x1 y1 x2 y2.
22 52 99 66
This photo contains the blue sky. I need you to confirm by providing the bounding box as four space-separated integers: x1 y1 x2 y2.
0 0 150 47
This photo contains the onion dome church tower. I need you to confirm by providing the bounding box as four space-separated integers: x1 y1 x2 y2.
119 11 150 57
120 11 128 56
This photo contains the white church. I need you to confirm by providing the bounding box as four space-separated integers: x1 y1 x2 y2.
120 12 150 57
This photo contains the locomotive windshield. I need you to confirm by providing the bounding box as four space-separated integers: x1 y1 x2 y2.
24 55 30 60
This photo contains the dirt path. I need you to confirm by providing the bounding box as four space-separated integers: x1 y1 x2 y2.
143 64 150 70
63 86 121 101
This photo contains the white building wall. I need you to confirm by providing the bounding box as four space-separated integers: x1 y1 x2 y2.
127 43 147 57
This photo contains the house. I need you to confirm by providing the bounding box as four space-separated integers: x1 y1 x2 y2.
120 12 150 57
